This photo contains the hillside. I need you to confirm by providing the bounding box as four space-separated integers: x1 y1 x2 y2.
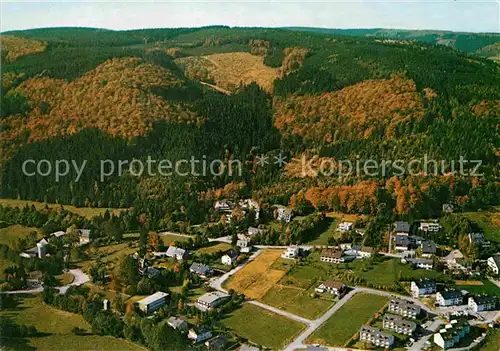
0 26 498 222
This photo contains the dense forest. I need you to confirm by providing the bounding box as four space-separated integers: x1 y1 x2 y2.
0 26 499 227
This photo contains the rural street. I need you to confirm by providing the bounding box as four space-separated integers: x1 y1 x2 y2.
209 250 262 292
249 300 313 325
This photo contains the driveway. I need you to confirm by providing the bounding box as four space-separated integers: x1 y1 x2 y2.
208 250 262 292
5 268 89 295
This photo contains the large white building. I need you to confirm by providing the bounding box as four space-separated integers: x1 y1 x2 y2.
388 298 421 319
281 246 299 259
411 279 436 298
137 291 169 314
382 314 416 335
359 326 394 348
419 222 441 232
337 222 353 232
436 290 462 307
468 295 497 312
196 291 230 311
487 254 500 275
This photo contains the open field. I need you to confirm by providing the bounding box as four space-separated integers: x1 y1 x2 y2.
225 250 286 299
261 284 334 319
0 225 41 247
79 242 138 271
223 303 306 350
0 198 124 219
306 218 337 245
306 293 389 346
161 234 191 246
463 208 500 243
196 242 231 254
176 52 279 92
0 295 90 334
28 335 146 351
455 280 500 297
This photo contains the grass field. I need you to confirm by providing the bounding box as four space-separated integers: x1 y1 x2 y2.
79 242 138 271
0 295 144 351
195 242 231 254
161 234 192 246
225 250 286 299
306 218 337 245
261 284 334 319
223 303 306 349
455 280 500 298
463 208 500 243
0 225 41 247
0 198 124 219
306 293 389 346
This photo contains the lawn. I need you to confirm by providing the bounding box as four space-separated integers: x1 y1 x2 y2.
27 334 146 351
261 284 334 319
463 209 500 243
0 198 124 219
0 225 41 247
0 295 90 334
455 280 500 298
223 303 306 349
306 218 337 245
79 242 138 271
224 250 286 299
195 242 231 254
161 234 192 246
306 293 388 346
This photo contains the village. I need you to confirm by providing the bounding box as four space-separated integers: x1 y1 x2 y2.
2 198 499 351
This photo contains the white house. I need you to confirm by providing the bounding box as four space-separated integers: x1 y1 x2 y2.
337 222 353 232
344 245 374 259
382 314 416 335
281 246 299 259
275 205 293 222
167 317 188 331
136 291 168 314
188 326 212 343
468 295 497 312
214 200 234 212
315 280 345 296
50 231 66 239
436 290 462 307
359 326 394 348
402 258 433 270
388 299 421 319
433 319 470 349
487 254 500 275
236 235 252 253
196 291 230 311
166 246 188 260
419 222 441 232
247 226 265 237
221 249 238 265
411 279 436 298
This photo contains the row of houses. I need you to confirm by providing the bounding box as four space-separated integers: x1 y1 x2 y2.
168 315 227 349
433 319 470 349
136 290 230 314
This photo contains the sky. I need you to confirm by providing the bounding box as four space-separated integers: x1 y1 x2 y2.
1 0 499 33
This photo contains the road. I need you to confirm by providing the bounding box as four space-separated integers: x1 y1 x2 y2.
249 300 312 325
5 268 89 295
209 250 261 292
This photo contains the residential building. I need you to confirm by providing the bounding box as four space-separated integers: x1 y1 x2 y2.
247 226 265 237
214 200 234 212
167 317 188 331
394 221 411 235
337 222 353 232
36 238 48 258
275 205 293 222
388 298 421 319
136 291 168 314
239 199 260 219
221 249 238 265
382 314 417 335
345 245 374 259
411 279 437 297
442 204 454 213
355 228 365 236
50 230 66 239
196 291 230 311
359 326 394 348
433 319 470 349
436 290 463 306
468 295 497 312
419 222 441 232
403 258 433 270
144 266 160 278
441 249 464 269
281 246 299 259
166 246 188 260
395 234 412 251
189 262 213 278
76 229 91 245
236 237 252 253
421 241 437 257
315 280 345 296
487 254 500 275
188 326 212 343
320 248 345 263
205 335 227 350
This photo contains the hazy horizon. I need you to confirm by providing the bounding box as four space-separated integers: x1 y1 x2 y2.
1 1 499 34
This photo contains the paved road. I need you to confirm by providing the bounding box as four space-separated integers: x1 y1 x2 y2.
284 289 359 351
5 269 89 295
249 300 312 325
409 317 442 351
209 250 261 292
158 231 195 239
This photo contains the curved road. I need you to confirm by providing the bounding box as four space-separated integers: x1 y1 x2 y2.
5 268 89 295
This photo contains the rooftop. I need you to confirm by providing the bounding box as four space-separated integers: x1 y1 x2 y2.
321 248 342 259
197 291 230 305
137 291 168 306
394 221 410 233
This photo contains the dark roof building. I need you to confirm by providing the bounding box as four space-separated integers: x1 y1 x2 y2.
394 221 411 234
190 262 213 277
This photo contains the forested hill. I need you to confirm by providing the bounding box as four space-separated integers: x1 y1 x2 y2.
0 26 499 226
284 27 500 60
